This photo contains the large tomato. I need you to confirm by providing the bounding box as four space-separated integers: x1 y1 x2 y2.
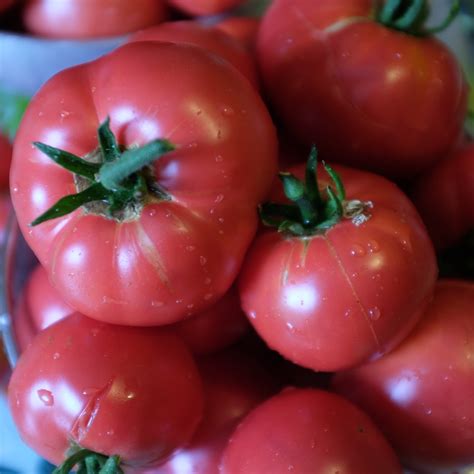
0 132 12 190
257 0 468 178
22 0 168 39
239 156 437 371
220 388 402 473
145 348 277 474
8 312 204 470
167 0 245 16
411 142 474 250
10 41 277 326
332 280 474 474
129 21 258 88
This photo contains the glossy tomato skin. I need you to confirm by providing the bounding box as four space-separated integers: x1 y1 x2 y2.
8 312 204 468
129 21 258 88
412 142 474 250
11 41 277 326
258 0 468 179
173 286 249 355
221 388 402 473
0 133 12 190
144 348 278 474
167 0 245 16
332 280 474 474
215 17 260 52
23 0 167 39
239 164 437 372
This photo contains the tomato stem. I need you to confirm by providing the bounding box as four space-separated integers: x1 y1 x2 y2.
377 0 460 36
30 118 174 226
53 449 123 474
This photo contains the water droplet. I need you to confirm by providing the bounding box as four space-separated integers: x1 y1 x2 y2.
204 293 213 301
187 142 198 149
286 322 295 331
106 430 115 436
368 240 380 253
126 392 135 400
175 299 183 304
187 304 194 310
151 301 164 307
288 465 294 471
148 208 156 217
425 408 432 415
350 244 366 257
12 187 18 193
215 155 223 162
368 307 381 321
37 389 54 406
199 256 207 266
248 311 257 320
209 208 215 214
344 309 352 318
82 387 98 395
52 352 60 360
310 440 316 449
222 106 235 116
214 194 224 204
204 277 212 285
218 217 225 224
185 245 196 252
91 86 97 93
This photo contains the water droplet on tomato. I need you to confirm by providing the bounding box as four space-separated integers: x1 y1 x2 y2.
187 304 194 310
222 106 235 116
185 245 196 252
175 299 183 304
204 293 213 301
82 387 98 396
350 245 365 257
215 194 224 203
368 240 380 253
37 389 54 406
344 309 352 318
106 430 115 436
425 408 432 415
218 217 225 224
215 155 223 162
248 311 257 320
148 208 156 217
52 352 60 360
151 301 164 307
368 307 381 321
286 322 295 331
199 256 207 266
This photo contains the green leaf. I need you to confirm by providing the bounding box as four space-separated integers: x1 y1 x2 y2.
305 146 321 208
98 456 122 474
323 162 346 201
98 117 121 163
0 90 30 139
279 172 305 202
34 142 100 180
31 183 109 226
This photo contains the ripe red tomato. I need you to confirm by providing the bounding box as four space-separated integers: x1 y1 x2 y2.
221 388 402 473
129 21 258 88
23 0 168 39
215 17 260 52
167 0 245 16
11 41 277 326
332 280 474 474
0 132 12 191
144 348 277 474
8 312 204 469
412 142 474 250
173 286 249 355
239 161 437 371
257 0 468 179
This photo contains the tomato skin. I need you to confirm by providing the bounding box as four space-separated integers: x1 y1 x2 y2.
0 0 14 12
411 143 474 250
239 164 437 372
221 388 402 473
8 312 204 468
0 133 12 191
10 41 277 326
173 286 249 355
167 0 245 16
332 280 474 473
257 0 468 179
144 348 277 474
23 0 168 39
215 17 260 52
129 21 258 88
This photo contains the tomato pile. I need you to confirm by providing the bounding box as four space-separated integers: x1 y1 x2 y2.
1 0 473 473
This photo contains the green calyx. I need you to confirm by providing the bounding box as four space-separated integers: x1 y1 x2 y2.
259 146 372 237
53 449 123 474
30 117 175 226
377 0 460 36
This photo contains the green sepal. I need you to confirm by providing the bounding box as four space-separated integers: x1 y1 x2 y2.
98 117 121 163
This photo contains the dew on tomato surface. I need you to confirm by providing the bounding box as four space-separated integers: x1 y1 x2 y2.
148 208 157 217
199 256 207 266
215 194 224 203
185 245 196 252
52 352 60 360
248 311 257 320
187 303 194 310
204 293 213 301
215 154 223 162
350 244 366 257
151 301 164 307
367 240 380 253
286 322 295 331
368 307 381 321
221 106 235 116
82 387 99 396
37 389 54 407
175 299 183 304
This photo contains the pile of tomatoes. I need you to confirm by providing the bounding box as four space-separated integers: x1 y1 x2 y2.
1 0 473 473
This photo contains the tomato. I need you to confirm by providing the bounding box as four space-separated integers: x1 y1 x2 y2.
129 20 258 88
221 388 402 473
332 280 474 474
411 142 474 250
8 312 204 469
257 0 468 179
11 41 277 326
0 132 12 191
22 0 168 39
0 0 14 12
173 286 249 355
144 347 277 474
167 0 245 16
0 193 10 247
239 159 437 372
215 17 260 52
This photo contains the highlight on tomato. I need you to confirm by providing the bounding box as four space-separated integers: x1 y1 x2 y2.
8 312 204 472
220 388 402 473
10 41 277 327
22 0 168 39
239 147 437 372
332 280 474 474
257 0 468 178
